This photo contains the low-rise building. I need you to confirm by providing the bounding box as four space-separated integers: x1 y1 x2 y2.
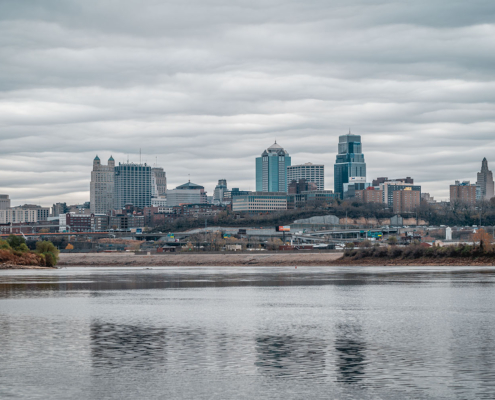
166 181 208 207
232 192 288 212
0 205 50 224
59 213 92 232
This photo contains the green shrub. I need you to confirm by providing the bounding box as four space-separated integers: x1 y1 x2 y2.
43 252 56 268
7 235 26 251
36 241 59 267
17 243 30 253
0 240 11 250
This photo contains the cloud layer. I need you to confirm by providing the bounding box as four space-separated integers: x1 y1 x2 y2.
1 0 494 205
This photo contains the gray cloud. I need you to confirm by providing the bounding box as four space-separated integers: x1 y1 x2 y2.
1 0 494 205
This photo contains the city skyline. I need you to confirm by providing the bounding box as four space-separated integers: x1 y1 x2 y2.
1 140 495 207
1 1 494 206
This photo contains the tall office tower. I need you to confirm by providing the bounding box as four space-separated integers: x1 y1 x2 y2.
213 179 228 204
287 163 324 190
334 132 366 197
256 141 291 192
114 163 152 209
151 167 167 197
90 155 115 214
0 195 10 210
476 158 494 200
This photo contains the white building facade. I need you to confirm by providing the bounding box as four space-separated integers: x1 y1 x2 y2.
287 163 324 190
232 192 288 212
166 182 207 207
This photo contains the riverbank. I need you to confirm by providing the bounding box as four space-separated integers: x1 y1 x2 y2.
0 263 53 270
59 252 344 267
335 257 495 266
56 252 495 267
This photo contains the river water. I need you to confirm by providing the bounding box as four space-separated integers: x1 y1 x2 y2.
1 266 495 399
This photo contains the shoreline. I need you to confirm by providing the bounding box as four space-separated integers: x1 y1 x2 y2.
53 252 495 267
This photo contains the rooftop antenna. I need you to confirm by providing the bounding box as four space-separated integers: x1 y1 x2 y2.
139 148 142 164
188 174 190 183
127 154 129 163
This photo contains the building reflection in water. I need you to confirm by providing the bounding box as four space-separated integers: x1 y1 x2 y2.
334 324 367 384
91 322 168 369
255 334 326 378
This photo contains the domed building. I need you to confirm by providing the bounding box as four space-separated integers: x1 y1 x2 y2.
255 141 291 192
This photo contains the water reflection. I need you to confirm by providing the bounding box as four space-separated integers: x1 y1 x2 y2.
334 325 367 384
91 322 167 369
255 335 326 378
1 267 495 399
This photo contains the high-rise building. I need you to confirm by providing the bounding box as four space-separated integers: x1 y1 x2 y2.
90 155 115 214
114 163 152 209
355 187 383 204
450 181 477 206
393 188 421 214
334 132 366 197
476 158 494 200
166 181 207 207
0 195 10 210
287 163 324 190
151 167 167 197
380 182 421 206
52 202 68 217
256 141 291 193
213 179 228 204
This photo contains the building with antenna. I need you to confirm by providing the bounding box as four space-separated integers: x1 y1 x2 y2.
90 155 115 214
256 141 291 193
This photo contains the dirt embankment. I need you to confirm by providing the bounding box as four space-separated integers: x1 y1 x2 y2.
59 252 344 267
56 252 495 267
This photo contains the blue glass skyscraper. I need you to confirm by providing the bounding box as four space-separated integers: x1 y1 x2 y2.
256 142 291 192
334 133 366 197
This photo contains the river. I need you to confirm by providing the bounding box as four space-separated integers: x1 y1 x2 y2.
1 266 494 399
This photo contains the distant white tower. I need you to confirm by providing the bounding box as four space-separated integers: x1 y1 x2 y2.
476 158 494 200
90 155 115 214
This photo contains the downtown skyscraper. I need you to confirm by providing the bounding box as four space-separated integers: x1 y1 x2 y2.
334 132 366 196
256 141 291 192
476 158 494 200
90 155 115 214
114 162 152 209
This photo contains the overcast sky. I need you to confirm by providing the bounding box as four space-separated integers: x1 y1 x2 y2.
1 0 494 206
